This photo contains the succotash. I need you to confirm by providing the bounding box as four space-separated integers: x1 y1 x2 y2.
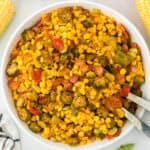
6 7 145 146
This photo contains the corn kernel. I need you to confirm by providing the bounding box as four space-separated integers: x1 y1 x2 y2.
126 75 131 82
117 120 124 127
105 118 111 124
78 131 84 138
120 68 126 75
116 109 125 118
100 125 108 134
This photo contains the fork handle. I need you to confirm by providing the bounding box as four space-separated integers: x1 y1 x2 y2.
122 108 150 138
127 93 150 112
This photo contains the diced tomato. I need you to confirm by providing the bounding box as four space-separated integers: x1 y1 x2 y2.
17 74 24 82
20 92 28 100
70 75 79 83
31 69 42 83
11 49 19 58
80 64 89 72
93 65 103 76
120 86 130 97
52 38 64 51
38 95 49 104
29 106 40 115
59 69 70 76
8 79 19 90
123 31 129 40
52 78 63 89
116 74 125 85
104 96 122 108
131 42 139 49
75 59 89 72
62 80 72 90
106 134 114 140
75 59 84 66
131 66 138 73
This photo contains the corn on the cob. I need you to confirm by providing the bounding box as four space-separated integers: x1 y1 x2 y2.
136 0 150 35
0 0 15 36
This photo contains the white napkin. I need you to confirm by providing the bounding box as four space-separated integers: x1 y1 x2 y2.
0 113 21 150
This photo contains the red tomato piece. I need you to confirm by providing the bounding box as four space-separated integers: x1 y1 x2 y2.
52 77 63 89
11 49 19 58
80 64 89 72
60 69 70 76
31 69 42 83
75 59 89 72
75 59 84 66
93 65 103 76
120 86 130 97
104 96 122 108
8 79 19 90
116 74 125 85
38 95 49 104
19 92 28 100
29 106 40 115
52 38 64 50
62 80 72 90
70 75 79 83
105 134 113 140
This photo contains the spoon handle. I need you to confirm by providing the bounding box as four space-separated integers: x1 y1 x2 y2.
127 93 150 112
122 108 150 138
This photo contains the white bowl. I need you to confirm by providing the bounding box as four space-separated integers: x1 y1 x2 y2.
1 1 150 150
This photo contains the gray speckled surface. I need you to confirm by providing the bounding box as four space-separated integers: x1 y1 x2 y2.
0 0 150 150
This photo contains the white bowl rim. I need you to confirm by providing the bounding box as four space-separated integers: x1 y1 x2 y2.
1 0 150 150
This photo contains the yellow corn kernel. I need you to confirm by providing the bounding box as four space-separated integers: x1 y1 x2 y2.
38 121 46 128
83 78 89 84
94 116 99 122
89 88 97 99
78 131 84 138
41 127 50 138
105 118 111 124
109 113 114 117
117 120 124 127
100 125 108 134
57 85 63 93
116 109 125 118
79 86 86 95
120 68 127 75
126 75 132 82
105 72 115 81
83 33 91 39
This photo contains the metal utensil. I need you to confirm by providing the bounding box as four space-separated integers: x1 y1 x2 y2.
122 108 150 138
127 93 150 112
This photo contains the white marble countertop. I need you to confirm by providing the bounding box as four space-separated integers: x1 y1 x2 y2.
0 0 150 150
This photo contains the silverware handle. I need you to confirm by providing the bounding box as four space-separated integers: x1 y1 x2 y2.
122 108 150 138
127 93 150 112
141 121 150 138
